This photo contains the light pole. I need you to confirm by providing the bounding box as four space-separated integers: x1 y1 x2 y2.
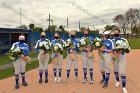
46 13 51 31
51 20 53 26
67 17 68 31
49 13 50 27
79 21 81 31
63 26 65 40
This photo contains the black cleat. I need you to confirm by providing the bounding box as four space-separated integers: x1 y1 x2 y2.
100 79 105 84
45 78 48 83
39 79 42 83
22 81 28 87
103 82 108 88
15 84 19 89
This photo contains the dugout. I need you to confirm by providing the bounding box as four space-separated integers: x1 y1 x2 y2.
0 28 32 54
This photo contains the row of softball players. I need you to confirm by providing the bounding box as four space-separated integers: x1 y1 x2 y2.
12 29 128 93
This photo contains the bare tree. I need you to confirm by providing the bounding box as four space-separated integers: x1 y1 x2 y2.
17 25 28 29
113 14 128 34
113 8 140 34
125 8 140 34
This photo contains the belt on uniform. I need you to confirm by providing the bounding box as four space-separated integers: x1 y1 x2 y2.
16 57 20 60
82 50 92 53
113 52 125 55
121 52 125 55
102 52 109 54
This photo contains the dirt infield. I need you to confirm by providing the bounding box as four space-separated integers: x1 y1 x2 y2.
0 49 140 93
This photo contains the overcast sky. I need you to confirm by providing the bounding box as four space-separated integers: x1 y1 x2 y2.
0 0 140 30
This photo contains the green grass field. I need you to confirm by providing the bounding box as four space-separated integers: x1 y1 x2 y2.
0 54 12 65
0 61 39 80
29 51 38 58
128 39 140 49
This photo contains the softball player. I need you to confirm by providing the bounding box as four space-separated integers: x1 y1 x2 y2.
81 31 94 84
66 31 79 80
99 31 114 88
35 31 50 84
11 35 28 89
112 29 128 93
51 33 64 83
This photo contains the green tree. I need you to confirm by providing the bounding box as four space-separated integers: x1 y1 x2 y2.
79 27 86 33
33 27 43 32
104 25 116 31
46 25 57 32
29 23 35 29
57 25 65 32
90 29 99 34
79 26 99 34
17 25 28 29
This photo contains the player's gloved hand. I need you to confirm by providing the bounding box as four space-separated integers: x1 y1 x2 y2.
114 51 121 54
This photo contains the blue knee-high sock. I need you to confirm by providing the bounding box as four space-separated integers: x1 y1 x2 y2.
121 76 126 88
53 68 57 77
114 72 120 81
39 70 43 79
21 72 25 82
89 68 93 80
74 69 78 77
15 74 19 84
67 70 70 78
58 68 62 77
105 73 110 84
83 68 87 79
101 71 105 80
45 70 48 79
